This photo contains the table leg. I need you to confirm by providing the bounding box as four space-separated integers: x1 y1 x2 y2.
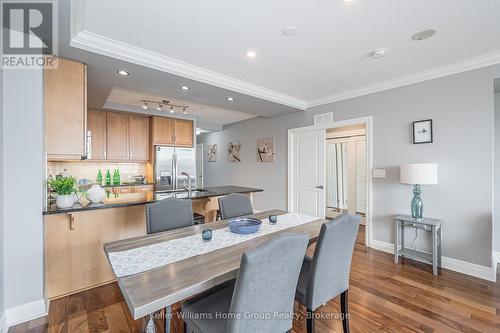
438 226 442 269
165 306 171 333
432 226 438 276
394 220 399 264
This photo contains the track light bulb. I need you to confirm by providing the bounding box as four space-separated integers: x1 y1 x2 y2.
142 102 148 110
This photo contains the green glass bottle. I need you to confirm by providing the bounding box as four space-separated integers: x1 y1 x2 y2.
113 169 121 185
105 170 111 186
97 169 103 186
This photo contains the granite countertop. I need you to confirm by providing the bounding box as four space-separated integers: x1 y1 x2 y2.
43 186 263 215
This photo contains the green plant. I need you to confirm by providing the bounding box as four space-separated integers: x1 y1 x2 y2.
48 176 77 195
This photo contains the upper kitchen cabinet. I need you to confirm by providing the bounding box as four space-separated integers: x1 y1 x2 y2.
151 116 174 145
129 115 150 161
151 116 193 147
45 58 87 160
87 110 150 162
87 110 107 160
174 119 194 147
106 112 130 160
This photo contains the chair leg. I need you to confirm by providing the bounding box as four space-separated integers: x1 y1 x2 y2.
340 290 350 333
306 308 315 333
183 321 187 333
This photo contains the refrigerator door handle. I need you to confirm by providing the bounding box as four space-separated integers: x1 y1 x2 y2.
173 154 177 190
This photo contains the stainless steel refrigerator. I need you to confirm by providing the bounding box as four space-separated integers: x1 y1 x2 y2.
154 146 196 191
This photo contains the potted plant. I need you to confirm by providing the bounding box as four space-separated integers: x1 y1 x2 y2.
48 176 78 208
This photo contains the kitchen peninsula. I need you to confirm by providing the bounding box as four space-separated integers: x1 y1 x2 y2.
43 186 262 299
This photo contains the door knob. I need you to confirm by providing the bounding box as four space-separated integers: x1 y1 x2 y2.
316 185 324 189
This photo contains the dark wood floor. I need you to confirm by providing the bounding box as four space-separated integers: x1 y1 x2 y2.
10 224 500 333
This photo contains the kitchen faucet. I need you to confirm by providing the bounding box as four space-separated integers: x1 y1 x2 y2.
181 172 192 193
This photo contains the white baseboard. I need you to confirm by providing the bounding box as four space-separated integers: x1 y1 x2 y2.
4 299 47 330
370 239 496 282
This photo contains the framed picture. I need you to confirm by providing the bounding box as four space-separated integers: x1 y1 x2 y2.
413 119 433 144
207 144 217 162
228 142 241 162
257 137 275 162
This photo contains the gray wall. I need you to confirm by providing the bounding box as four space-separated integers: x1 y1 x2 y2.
495 91 500 252
0 64 5 321
200 64 500 267
2 69 45 313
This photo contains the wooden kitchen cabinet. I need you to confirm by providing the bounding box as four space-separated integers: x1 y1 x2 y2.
87 110 107 160
44 207 146 299
174 119 194 147
129 115 150 161
45 58 87 160
106 112 130 160
151 116 174 145
151 116 193 147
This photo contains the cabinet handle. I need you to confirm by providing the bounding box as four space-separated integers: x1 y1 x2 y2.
69 214 75 230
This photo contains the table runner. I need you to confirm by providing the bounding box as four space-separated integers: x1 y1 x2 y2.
108 212 318 277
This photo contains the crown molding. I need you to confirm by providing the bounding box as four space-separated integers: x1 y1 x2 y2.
306 50 500 108
70 31 307 110
71 30 500 111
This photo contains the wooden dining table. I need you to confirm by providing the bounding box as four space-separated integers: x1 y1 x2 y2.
103 209 327 331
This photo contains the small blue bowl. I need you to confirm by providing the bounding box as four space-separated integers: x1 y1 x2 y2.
202 229 212 242
268 215 278 224
228 218 262 234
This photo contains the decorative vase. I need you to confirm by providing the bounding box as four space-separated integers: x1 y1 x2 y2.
56 194 74 209
86 184 105 203
411 184 423 220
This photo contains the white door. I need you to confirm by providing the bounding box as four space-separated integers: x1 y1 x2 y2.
291 130 326 218
196 143 204 188
326 142 338 208
355 139 367 214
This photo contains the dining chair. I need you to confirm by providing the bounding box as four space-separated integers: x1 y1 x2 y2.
295 214 360 333
145 198 194 234
218 193 253 219
181 233 310 333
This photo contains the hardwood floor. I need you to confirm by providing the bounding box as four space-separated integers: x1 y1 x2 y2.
10 238 500 333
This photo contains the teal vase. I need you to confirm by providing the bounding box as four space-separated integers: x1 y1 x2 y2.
411 184 423 220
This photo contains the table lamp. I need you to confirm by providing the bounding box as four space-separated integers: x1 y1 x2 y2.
400 163 438 220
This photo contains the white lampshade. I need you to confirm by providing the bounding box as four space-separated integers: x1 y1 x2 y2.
400 163 438 185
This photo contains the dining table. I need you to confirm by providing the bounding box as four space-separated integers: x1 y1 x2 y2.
103 209 327 332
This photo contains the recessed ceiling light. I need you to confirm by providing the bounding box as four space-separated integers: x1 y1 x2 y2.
371 48 386 59
246 51 256 58
412 29 437 41
180 85 189 90
116 69 129 76
282 26 298 37
227 97 234 101
344 0 353 2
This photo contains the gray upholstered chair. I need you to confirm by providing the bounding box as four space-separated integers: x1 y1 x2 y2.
181 233 310 333
145 198 194 234
296 214 360 333
218 193 253 219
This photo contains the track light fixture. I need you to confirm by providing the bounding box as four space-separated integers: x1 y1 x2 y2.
141 99 189 114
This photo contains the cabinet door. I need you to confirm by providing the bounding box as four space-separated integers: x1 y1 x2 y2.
45 58 87 160
87 110 107 160
106 112 129 160
151 116 174 145
174 119 194 147
129 115 150 161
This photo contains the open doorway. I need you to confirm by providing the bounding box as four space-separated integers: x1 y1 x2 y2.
288 116 372 247
325 124 367 244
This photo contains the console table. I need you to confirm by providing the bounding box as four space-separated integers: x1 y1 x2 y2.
394 215 443 276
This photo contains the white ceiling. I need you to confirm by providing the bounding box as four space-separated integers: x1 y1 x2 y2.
104 87 257 126
71 0 500 107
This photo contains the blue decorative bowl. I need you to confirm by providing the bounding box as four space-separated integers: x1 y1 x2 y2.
228 218 262 234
